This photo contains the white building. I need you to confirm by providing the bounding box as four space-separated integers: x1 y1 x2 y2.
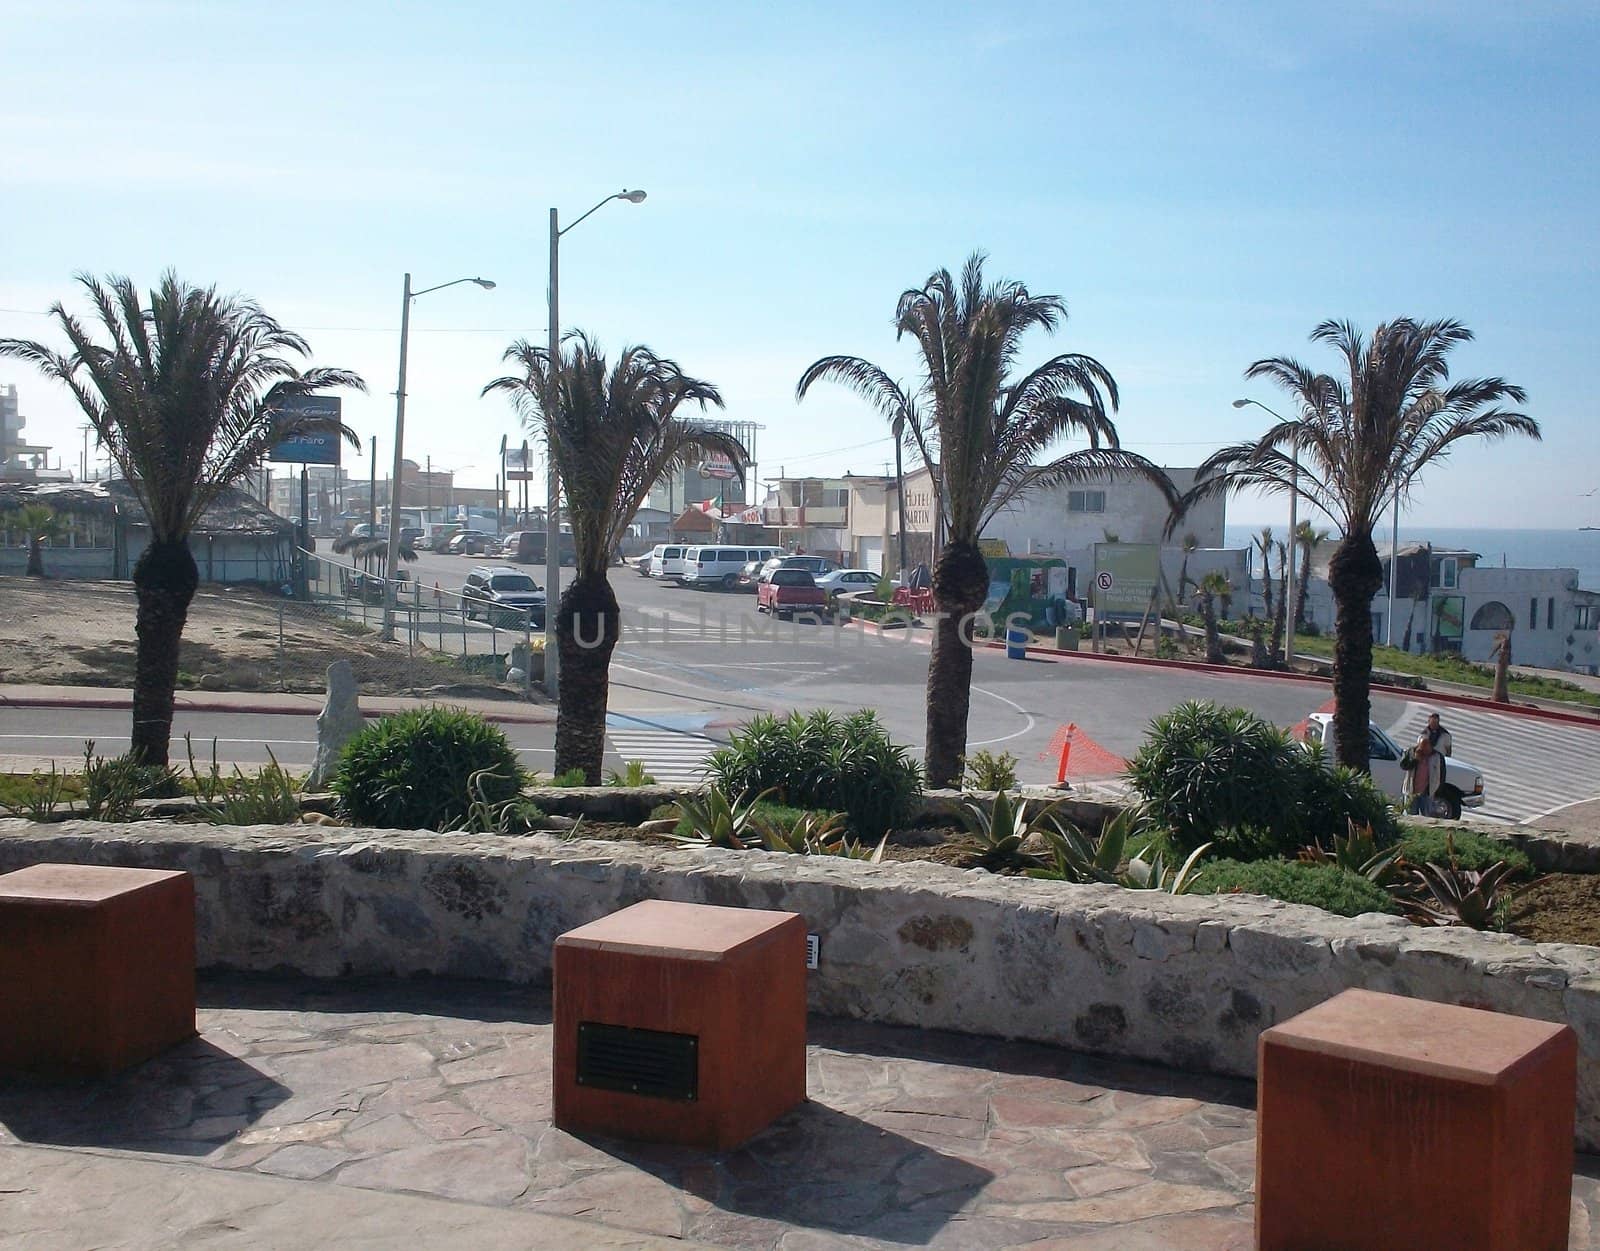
1457 566 1600 673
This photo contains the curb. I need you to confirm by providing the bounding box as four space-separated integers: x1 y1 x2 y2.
840 616 1600 730
0 693 558 727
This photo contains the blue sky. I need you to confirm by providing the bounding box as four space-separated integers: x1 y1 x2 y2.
4 0 1596 528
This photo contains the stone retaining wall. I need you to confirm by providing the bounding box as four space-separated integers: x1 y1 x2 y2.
6 818 1600 1148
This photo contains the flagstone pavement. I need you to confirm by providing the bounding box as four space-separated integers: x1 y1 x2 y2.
3 975 1599 1250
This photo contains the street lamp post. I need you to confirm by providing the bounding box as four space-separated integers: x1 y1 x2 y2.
544 188 647 698
381 273 495 639
1233 398 1300 667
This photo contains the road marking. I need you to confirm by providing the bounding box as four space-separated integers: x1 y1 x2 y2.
605 712 716 786
968 686 1039 747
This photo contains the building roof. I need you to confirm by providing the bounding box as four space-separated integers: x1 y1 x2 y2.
0 480 292 537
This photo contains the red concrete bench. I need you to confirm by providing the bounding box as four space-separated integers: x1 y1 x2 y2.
553 899 807 1149
0 864 196 1077
1257 987 1576 1250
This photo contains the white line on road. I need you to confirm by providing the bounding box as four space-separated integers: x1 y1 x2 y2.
967 686 1038 747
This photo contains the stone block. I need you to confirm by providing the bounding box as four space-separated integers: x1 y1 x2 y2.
0 863 196 1076
553 899 806 1150
1257 987 1575 1250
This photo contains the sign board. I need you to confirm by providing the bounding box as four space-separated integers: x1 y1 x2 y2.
1092 542 1160 620
978 537 1011 559
1432 594 1465 641
505 445 534 481
699 453 738 481
267 395 343 465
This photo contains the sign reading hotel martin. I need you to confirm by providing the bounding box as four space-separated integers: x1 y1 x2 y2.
1092 542 1160 620
267 395 344 466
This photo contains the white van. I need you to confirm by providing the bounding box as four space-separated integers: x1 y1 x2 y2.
682 545 783 589
650 544 690 580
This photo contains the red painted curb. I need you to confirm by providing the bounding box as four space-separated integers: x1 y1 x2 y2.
840 616 1600 730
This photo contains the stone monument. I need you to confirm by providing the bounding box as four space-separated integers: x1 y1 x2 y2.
308 660 363 789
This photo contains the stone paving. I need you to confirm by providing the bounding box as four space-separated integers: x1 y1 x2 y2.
3 976 1599 1250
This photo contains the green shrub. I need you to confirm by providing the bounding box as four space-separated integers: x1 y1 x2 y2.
549 768 589 788
81 741 179 821
669 799 817 840
206 752 301 826
1190 858 1399 917
606 760 657 787
706 709 922 837
1397 827 1531 879
1127 701 1397 859
962 749 1019 792
332 707 523 831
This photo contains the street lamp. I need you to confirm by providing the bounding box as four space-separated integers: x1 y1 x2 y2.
545 188 647 697
381 274 495 639
1233 398 1301 666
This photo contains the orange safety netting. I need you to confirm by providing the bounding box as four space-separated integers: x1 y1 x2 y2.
1036 723 1128 780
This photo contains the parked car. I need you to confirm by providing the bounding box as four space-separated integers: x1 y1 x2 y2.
349 523 386 540
445 529 492 555
634 550 656 576
1304 712 1485 819
461 566 546 627
397 526 424 551
682 545 784 590
736 559 764 590
757 568 829 620
650 544 690 580
758 554 836 583
815 568 881 599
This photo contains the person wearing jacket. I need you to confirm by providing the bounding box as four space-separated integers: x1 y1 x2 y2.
1425 712 1453 757
1403 733 1443 816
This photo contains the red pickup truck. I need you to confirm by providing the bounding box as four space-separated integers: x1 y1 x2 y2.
757 569 829 620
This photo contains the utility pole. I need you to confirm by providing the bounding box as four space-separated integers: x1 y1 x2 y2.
368 436 378 531
426 453 433 518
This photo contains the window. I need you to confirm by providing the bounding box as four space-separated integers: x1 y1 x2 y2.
1437 558 1458 589
1548 597 1556 630
1368 726 1398 762
1530 599 1539 631
824 489 848 509
1068 490 1106 513
1578 605 1599 631
1470 601 1514 631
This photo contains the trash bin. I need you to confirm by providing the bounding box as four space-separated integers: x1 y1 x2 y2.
1055 625 1080 652
1006 626 1029 660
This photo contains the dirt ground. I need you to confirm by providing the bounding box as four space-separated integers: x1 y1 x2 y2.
1508 874 1600 945
0 577 526 700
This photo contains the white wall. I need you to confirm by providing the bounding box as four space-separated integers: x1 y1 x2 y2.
981 467 1222 556
1458 567 1593 670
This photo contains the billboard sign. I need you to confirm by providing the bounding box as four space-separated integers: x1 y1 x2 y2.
504 445 534 482
1092 542 1161 620
267 395 344 465
699 453 738 481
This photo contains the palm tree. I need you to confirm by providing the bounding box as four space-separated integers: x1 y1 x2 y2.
485 333 741 782
1194 572 1229 663
0 272 363 765
1292 520 1328 630
1174 532 1199 609
1173 318 1536 770
1268 538 1289 662
13 504 65 577
797 253 1178 787
1255 527 1275 622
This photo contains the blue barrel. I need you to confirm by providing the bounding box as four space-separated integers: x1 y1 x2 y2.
1006 626 1029 660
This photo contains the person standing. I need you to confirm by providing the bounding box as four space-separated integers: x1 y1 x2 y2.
1404 733 1443 816
1425 712 1453 757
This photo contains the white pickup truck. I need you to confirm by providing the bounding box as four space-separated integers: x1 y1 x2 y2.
1306 712 1486 820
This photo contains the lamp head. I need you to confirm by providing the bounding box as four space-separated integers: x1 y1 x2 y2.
1232 399 1251 409
473 278 497 289
620 189 647 204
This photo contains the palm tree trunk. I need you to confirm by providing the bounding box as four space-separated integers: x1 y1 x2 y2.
1201 597 1222 664
1258 542 1273 622
924 539 988 788
1294 544 1312 629
553 571 620 784
26 538 44 577
130 538 199 766
1327 531 1384 772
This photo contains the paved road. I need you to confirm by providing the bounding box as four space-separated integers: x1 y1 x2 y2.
6 549 1598 821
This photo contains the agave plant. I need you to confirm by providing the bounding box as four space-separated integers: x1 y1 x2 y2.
1394 833 1516 930
956 790 1069 871
1122 842 1211 894
1297 819 1405 888
762 811 887 862
448 767 548 836
666 786 776 850
1027 807 1143 884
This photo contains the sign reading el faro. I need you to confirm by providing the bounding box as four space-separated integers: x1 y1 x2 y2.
267 395 344 466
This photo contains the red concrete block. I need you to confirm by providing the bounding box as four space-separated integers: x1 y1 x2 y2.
553 899 807 1150
1257 987 1576 1251
0 864 196 1077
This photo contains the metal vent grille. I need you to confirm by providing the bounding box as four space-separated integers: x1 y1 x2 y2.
576 1021 699 1101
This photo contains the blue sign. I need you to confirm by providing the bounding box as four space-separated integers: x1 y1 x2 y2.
268 395 344 465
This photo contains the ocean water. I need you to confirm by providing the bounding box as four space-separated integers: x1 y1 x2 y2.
1223 526 1600 592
